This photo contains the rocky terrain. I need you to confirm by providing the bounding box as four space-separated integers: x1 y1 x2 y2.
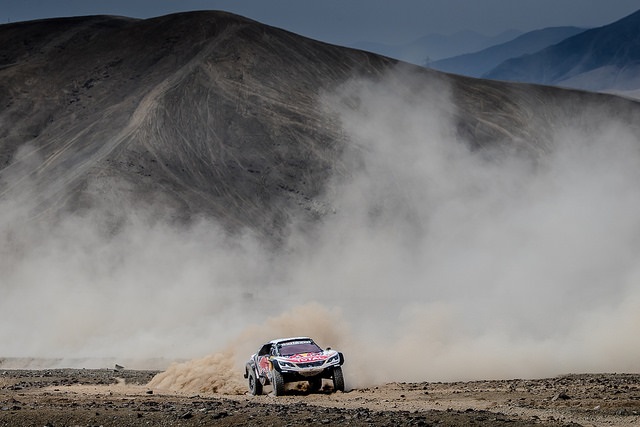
1 369 639 426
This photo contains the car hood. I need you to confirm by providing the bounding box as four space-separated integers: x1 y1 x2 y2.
277 350 338 363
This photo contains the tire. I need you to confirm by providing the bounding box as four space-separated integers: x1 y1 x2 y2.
248 369 263 396
308 377 322 393
271 369 285 396
332 366 345 392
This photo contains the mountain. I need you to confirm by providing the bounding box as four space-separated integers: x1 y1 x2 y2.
351 29 521 65
430 26 585 77
1 12 640 240
1 12 390 238
484 9 640 93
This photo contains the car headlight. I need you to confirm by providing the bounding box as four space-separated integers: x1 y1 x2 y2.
279 361 294 368
327 355 339 364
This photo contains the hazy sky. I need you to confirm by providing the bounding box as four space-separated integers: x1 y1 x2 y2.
1 0 639 45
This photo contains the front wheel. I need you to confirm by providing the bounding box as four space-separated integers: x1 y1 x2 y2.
271 369 285 396
248 369 263 395
332 366 345 392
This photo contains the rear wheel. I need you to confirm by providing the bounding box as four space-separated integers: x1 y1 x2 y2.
332 366 345 392
271 370 285 396
248 369 262 396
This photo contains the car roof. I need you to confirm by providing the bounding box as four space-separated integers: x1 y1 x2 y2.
267 337 313 345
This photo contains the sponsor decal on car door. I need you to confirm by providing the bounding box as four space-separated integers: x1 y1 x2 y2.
258 355 271 374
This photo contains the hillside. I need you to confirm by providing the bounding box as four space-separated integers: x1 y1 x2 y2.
2 12 639 240
0 12 394 237
484 8 640 93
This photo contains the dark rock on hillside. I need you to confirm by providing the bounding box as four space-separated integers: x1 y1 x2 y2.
1 11 640 239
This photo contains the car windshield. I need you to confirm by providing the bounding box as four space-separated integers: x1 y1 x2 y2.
278 341 322 356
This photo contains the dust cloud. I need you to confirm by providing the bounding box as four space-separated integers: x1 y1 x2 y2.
304 71 640 384
148 350 245 395
2 68 640 391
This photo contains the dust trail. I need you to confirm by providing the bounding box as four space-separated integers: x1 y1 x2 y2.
148 350 245 395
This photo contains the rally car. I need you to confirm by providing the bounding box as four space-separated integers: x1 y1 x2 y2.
244 337 345 396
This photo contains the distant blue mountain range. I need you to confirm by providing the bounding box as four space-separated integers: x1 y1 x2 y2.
353 8 640 97
429 26 586 77
483 8 640 95
350 29 521 65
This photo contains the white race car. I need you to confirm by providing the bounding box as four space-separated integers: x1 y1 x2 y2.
244 337 345 396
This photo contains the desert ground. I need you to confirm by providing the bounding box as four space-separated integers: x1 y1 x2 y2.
1 369 639 426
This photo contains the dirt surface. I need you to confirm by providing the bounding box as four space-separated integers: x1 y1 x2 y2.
2 369 639 426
